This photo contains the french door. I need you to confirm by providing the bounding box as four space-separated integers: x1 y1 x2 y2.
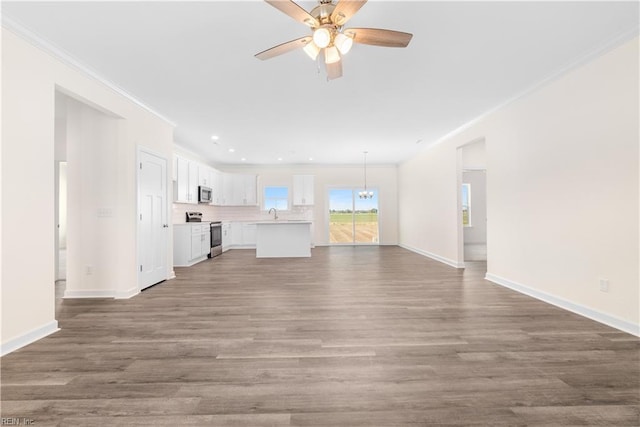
328 188 379 244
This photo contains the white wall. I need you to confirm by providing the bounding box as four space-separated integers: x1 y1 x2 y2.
1 28 174 354
399 37 639 334
399 141 461 266
462 139 487 170
64 97 129 297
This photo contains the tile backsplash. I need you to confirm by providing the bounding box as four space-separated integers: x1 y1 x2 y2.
172 203 313 224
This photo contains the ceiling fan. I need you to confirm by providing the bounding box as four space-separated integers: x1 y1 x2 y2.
255 0 413 80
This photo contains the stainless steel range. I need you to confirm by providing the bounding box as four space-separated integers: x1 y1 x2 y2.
186 212 222 258
209 222 222 258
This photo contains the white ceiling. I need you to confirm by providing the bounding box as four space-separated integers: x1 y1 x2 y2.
3 1 638 165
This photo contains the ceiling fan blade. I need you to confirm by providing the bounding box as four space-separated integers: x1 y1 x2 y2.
326 58 343 80
344 28 413 48
264 0 318 27
255 36 312 60
331 0 367 26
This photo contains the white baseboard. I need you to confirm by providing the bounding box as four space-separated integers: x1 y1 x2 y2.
1 320 60 356
485 273 640 337
399 244 465 269
173 254 210 267
115 286 139 300
63 289 114 299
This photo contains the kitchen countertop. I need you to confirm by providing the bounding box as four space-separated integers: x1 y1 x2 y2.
173 222 211 225
251 220 312 224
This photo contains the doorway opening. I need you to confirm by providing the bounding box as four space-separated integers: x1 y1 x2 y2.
54 93 68 314
462 169 487 261
457 139 487 268
328 188 379 244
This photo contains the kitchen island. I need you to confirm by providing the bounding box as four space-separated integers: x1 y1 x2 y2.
255 221 312 258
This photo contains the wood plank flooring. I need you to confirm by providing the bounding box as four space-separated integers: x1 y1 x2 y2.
2 246 638 426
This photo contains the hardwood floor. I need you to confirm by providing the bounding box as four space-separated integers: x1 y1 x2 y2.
2 246 638 426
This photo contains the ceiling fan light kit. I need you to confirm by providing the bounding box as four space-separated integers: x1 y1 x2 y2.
303 40 321 60
324 46 340 64
313 27 332 48
334 32 353 54
256 0 413 80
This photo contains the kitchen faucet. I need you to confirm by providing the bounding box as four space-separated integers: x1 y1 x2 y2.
268 207 278 220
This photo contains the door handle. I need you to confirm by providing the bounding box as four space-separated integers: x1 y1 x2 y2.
162 224 169 228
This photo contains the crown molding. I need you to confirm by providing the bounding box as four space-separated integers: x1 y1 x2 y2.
2 15 176 127
411 24 640 158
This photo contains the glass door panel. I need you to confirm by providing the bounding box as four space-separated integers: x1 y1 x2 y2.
329 189 354 244
354 189 379 243
329 188 379 244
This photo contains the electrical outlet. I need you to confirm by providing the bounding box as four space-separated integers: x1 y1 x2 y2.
599 279 609 293
86 265 93 275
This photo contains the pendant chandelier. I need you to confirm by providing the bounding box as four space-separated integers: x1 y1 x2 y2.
359 151 373 199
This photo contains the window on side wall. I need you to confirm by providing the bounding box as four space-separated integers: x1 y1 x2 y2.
461 183 471 227
264 186 289 211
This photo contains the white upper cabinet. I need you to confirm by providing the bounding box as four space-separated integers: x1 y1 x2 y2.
211 168 223 205
174 155 198 204
188 162 198 199
221 173 257 206
293 174 314 206
172 153 256 206
222 172 235 205
198 166 214 188
239 174 257 206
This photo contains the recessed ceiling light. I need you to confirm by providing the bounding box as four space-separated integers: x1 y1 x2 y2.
241 158 246 162
211 135 219 141
228 148 235 153
309 157 314 161
277 157 283 161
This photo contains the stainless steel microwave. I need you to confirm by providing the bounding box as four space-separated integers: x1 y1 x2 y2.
198 186 212 203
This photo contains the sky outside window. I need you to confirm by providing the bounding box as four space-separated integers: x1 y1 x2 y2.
264 186 288 210
330 189 378 211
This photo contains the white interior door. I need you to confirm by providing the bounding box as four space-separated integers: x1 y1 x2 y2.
138 150 168 289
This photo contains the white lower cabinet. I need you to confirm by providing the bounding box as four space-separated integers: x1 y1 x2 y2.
242 223 257 246
221 222 231 252
230 222 243 247
173 223 210 266
228 222 257 248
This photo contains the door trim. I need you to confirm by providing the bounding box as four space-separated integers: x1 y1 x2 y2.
136 146 170 292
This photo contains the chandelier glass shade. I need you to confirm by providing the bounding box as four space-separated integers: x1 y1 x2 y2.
359 151 374 199
358 190 374 199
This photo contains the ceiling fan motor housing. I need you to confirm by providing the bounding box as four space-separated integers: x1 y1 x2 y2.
310 2 337 26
